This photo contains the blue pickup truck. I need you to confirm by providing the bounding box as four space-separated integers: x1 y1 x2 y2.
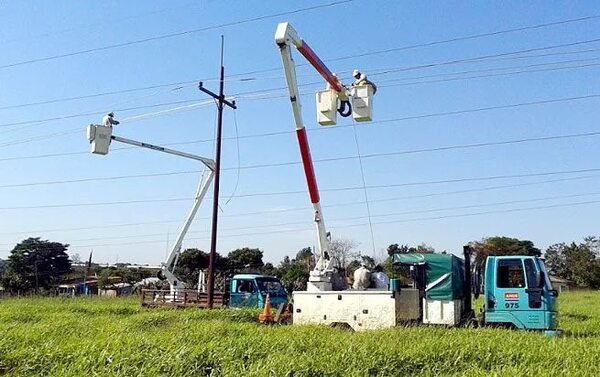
228 274 288 309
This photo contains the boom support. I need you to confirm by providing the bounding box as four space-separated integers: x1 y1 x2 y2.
86 124 215 295
275 23 353 291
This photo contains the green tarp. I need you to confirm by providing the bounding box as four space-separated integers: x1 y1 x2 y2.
392 253 465 300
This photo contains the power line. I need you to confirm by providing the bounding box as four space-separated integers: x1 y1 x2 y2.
2 22 600 113
0 111 600 164
39 197 600 249
0 1 353 70
361 37 600 75
0 98 213 129
2 173 598 238
1 1 203 45
2 127 600 181
4 39 600 131
4 76 600 149
42 190 600 244
328 15 600 63
2 167 600 209
0 81 197 111
377 60 600 88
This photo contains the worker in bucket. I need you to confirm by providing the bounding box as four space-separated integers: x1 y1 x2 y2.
102 112 120 128
352 263 371 290
352 69 377 94
371 265 389 289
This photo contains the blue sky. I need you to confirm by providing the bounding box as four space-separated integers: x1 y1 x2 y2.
1 1 600 265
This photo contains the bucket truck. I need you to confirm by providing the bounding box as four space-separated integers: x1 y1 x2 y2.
275 22 375 291
275 23 558 333
86 121 214 298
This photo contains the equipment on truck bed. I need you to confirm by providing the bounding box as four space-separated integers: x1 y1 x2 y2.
86 118 215 298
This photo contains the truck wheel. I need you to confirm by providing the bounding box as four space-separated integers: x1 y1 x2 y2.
330 322 354 332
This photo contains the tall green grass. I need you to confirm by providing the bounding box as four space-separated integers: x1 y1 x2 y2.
0 291 599 376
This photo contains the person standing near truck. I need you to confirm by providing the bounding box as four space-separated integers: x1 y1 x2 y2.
371 265 389 289
353 263 371 290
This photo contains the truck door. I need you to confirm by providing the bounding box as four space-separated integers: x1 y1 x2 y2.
493 259 527 326
229 279 259 308
493 258 545 329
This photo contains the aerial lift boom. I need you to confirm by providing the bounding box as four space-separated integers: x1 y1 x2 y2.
86 123 215 296
275 23 372 291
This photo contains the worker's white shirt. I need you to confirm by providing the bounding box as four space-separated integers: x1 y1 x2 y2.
352 267 371 290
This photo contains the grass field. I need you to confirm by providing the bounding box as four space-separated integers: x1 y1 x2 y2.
0 291 599 376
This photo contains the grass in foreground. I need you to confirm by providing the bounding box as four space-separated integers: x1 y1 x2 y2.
0 291 599 376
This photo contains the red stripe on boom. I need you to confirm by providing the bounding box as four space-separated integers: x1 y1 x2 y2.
296 128 320 204
297 41 342 92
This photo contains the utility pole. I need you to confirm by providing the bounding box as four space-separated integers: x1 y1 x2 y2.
198 36 237 308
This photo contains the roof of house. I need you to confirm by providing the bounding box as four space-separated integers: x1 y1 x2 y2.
549 275 573 284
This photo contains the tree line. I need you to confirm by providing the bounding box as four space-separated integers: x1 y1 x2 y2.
1 234 599 295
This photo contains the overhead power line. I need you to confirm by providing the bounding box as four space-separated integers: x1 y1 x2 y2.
43 197 600 250
0 1 353 70
3 45 600 114
328 15 600 63
2 167 600 209
35 190 600 244
2 173 598 237
0 16 598 119
2 86 599 150
0 98 214 129
4 37 600 131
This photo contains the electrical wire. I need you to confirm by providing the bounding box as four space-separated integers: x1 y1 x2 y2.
34 190 600 245
2 127 600 180
2 167 600 208
222 109 242 206
350 120 376 255
0 0 354 70
32 197 600 250
1 173 598 239
3 32 600 113
4 41 600 132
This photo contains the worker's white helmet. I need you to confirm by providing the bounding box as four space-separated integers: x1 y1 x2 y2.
352 69 361 79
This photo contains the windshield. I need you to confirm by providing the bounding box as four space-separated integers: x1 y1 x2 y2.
256 278 286 295
538 260 553 290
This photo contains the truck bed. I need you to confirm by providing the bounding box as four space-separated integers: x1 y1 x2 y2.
141 289 226 308
293 289 421 331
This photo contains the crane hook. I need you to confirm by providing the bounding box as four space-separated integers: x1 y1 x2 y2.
337 99 352 117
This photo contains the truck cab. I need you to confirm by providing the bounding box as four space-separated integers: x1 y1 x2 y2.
482 256 558 331
228 274 288 309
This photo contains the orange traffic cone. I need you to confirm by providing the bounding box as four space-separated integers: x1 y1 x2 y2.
258 293 273 324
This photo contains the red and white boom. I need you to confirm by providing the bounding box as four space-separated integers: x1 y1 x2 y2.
275 23 354 291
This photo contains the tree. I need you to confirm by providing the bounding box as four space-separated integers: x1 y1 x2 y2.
274 248 314 292
227 247 264 268
1 237 72 294
468 236 541 268
545 237 600 288
328 238 358 268
172 248 228 287
386 243 434 256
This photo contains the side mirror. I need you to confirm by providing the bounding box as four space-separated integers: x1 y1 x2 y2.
535 271 544 288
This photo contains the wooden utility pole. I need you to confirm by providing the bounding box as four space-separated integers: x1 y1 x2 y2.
198 36 236 308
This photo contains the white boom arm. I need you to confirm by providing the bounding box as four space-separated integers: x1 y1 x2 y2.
86 124 215 295
275 23 354 291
